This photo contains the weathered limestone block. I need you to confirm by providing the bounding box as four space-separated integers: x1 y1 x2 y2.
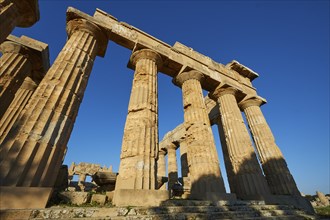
0 0 39 43
91 194 107 205
316 191 330 206
209 85 271 199
173 70 226 200
59 191 91 205
239 96 300 196
0 15 107 209
0 35 49 143
167 142 178 193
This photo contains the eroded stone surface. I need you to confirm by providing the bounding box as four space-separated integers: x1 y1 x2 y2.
0 0 39 44
174 70 226 200
239 96 300 196
209 85 271 199
0 16 107 209
0 35 49 144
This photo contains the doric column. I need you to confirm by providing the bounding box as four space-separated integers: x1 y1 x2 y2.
173 70 226 199
239 96 300 195
0 17 107 209
114 49 169 207
157 149 167 190
0 77 37 144
167 142 178 192
209 85 271 199
0 0 39 43
115 49 162 190
0 35 49 144
0 40 32 119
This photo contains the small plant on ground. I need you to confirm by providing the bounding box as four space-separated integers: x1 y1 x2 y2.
315 205 330 218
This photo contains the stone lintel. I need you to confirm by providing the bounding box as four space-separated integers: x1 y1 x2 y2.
12 0 39 27
159 123 185 151
66 7 108 57
113 189 169 206
90 7 257 94
0 186 52 209
1 35 50 82
226 60 259 81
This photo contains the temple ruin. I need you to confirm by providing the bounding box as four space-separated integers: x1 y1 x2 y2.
0 2 314 215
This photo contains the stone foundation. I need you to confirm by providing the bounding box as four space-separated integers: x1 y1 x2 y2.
0 186 52 209
113 189 169 206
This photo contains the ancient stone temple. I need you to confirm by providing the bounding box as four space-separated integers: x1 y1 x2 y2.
0 3 313 215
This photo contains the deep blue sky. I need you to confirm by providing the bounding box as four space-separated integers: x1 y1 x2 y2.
11 1 329 195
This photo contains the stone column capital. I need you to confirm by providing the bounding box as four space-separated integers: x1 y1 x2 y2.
239 96 266 110
66 18 108 57
159 149 167 156
173 70 204 87
0 35 50 82
0 41 29 55
167 142 178 151
209 85 238 101
130 49 163 68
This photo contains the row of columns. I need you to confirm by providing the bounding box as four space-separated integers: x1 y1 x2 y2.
0 4 300 208
154 75 300 200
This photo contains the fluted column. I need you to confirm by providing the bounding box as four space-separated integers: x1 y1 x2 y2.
0 18 107 191
0 41 32 119
239 97 300 195
0 77 37 144
0 0 39 43
157 149 167 190
167 142 178 192
209 86 271 199
0 35 49 145
173 70 226 199
115 49 162 191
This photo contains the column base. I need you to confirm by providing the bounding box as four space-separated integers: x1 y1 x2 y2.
0 186 53 209
113 189 169 206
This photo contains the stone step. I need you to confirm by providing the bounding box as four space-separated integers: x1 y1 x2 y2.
0 204 316 220
30 213 312 220
26 205 302 218
27 208 313 219
162 199 267 207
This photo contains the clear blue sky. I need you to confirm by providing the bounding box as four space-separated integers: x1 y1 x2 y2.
12 0 329 195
